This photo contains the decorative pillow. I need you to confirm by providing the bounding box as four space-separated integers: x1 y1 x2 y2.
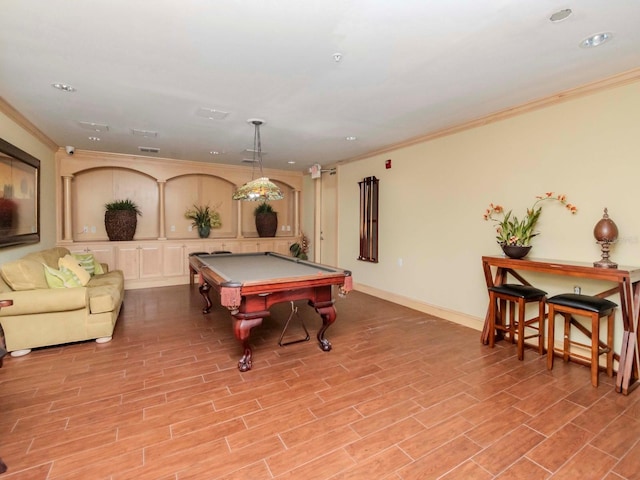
94 260 105 275
58 254 91 286
0 259 49 290
73 253 96 276
43 265 82 288
71 253 105 276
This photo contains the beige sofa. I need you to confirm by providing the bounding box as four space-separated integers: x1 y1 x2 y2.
0 247 124 356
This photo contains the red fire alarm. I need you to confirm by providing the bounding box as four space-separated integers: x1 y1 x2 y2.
385 159 392 169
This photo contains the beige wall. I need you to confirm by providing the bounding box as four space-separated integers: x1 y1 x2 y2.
337 80 640 338
0 106 57 262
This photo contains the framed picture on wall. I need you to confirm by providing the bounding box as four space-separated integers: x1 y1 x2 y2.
0 138 40 248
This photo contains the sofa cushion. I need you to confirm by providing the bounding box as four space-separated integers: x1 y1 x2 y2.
1 259 49 291
23 247 71 269
43 265 83 288
58 255 91 286
0 275 11 293
87 270 124 288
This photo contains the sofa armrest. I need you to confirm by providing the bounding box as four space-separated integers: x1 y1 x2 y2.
0 288 87 316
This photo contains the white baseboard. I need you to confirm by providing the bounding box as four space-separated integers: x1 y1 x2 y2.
353 282 484 332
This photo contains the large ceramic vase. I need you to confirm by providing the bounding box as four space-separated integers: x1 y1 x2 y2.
105 210 137 241
255 212 277 237
501 244 532 259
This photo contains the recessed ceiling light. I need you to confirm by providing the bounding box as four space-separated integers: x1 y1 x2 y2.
209 150 225 155
580 32 612 48
549 9 572 22
287 161 296 164
345 136 357 141
51 83 76 92
88 136 100 141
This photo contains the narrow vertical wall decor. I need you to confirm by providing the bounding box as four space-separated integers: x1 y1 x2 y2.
358 176 379 263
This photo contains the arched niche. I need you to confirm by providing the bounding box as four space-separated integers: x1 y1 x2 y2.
165 174 237 239
240 179 297 237
71 167 158 241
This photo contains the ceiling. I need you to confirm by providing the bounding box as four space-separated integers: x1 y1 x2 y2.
1 1 639 173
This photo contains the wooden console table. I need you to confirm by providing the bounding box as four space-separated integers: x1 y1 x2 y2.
481 255 640 395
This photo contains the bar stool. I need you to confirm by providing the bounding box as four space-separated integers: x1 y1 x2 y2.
488 284 547 360
546 293 616 387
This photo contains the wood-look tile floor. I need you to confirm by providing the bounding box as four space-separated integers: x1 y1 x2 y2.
2 286 640 479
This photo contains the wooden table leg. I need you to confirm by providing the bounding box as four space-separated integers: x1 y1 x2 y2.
615 280 640 394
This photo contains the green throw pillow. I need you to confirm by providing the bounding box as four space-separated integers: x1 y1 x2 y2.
43 265 82 288
72 253 105 276
73 253 96 276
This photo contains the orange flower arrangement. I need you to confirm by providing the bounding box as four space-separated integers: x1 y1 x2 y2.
483 192 577 246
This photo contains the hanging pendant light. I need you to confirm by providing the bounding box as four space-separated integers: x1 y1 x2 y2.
232 119 284 201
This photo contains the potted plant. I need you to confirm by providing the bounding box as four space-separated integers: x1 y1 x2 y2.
254 201 277 237
483 192 577 258
289 232 309 260
104 199 141 241
184 203 222 238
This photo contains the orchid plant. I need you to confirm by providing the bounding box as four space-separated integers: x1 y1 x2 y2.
483 192 577 246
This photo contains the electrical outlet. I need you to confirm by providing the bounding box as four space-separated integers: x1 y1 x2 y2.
90 226 96 233
82 226 88 233
170 225 176 232
574 285 581 294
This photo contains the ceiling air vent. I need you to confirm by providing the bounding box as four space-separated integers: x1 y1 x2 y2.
138 146 160 153
78 121 109 132
196 107 230 120
132 129 158 138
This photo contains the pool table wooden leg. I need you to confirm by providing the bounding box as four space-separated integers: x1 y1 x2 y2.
198 282 212 314
233 315 266 372
314 303 336 352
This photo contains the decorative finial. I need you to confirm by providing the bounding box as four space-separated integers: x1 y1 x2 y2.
593 207 618 268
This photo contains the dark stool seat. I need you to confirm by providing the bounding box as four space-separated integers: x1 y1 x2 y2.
547 293 617 387
488 284 547 360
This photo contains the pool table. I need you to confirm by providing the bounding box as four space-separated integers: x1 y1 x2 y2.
190 252 353 371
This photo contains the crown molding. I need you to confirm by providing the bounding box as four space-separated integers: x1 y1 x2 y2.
0 96 58 151
342 67 640 164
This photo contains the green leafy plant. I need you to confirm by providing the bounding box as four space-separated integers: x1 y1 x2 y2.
105 199 141 216
289 232 309 260
184 204 222 228
253 201 275 215
483 192 577 246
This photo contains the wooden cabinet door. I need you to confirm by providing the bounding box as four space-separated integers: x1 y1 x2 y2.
163 243 185 277
116 245 141 280
240 241 260 253
273 240 292 256
139 244 163 279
